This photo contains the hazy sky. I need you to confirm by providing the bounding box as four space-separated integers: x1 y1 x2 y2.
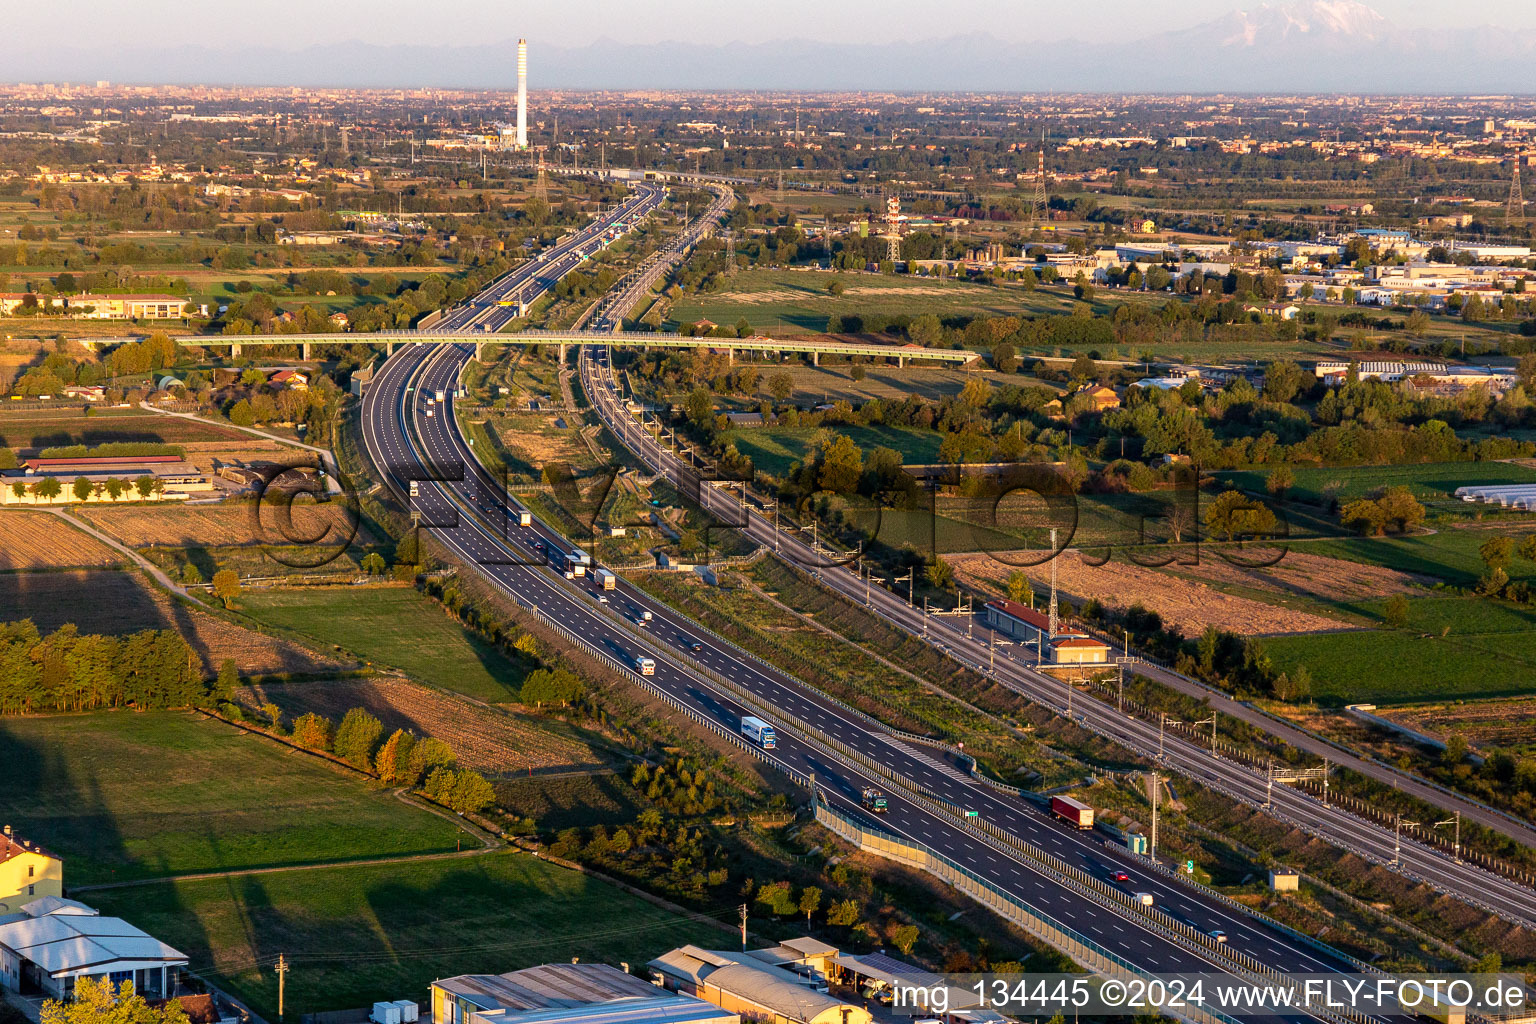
17 0 1536 50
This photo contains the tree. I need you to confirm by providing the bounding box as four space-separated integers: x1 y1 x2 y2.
991 343 1019 374
1481 535 1515 572
1263 360 1307 403
375 729 417 785
768 372 794 403
817 434 863 494
1070 353 1097 382
799 885 822 924
407 736 457 784
214 659 239 701
826 280 845 296
32 477 61 502
1383 594 1410 629
212 569 241 608
849 363 865 381
43 978 192 1024
1265 466 1294 500
1375 487 1425 533
908 313 943 346
925 556 954 589
1005 571 1034 607
361 552 387 575
104 477 126 501
892 923 920 955
72 476 93 503
451 769 496 814
825 898 860 927
135 474 157 499
1203 490 1278 541
291 711 334 751
683 387 714 429
1340 499 1388 537
334 707 385 770
228 398 255 426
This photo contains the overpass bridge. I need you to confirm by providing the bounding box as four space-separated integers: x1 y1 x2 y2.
80 328 978 367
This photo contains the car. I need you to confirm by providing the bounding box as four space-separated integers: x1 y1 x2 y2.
1209 930 1227 944
598 595 609 604
689 640 704 652
1112 870 1130 882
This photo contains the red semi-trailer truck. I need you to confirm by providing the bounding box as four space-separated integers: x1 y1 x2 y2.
1050 795 1095 829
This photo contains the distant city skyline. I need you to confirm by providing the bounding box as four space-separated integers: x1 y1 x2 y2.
13 0 1536 52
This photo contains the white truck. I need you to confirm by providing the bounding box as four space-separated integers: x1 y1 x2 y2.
435 388 446 402
740 716 777 749
594 568 617 590
634 656 655 676
516 509 533 527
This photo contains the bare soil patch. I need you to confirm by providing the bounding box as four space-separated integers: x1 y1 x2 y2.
0 511 122 569
0 569 352 677
1379 698 1536 753
79 504 364 549
1170 549 1430 603
952 550 1356 637
238 676 611 777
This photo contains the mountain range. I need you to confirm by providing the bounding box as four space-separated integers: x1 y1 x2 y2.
12 2 1536 94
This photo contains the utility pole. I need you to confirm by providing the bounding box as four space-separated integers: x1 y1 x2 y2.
1147 771 1159 860
1395 816 1420 868
1434 813 1461 862
275 954 289 1018
1194 715 1216 757
739 904 749 950
895 570 914 606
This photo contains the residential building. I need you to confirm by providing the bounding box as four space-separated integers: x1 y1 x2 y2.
0 896 186 1001
982 599 1110 665
269 369 309 391
431 963 734 1024
0 293 191 320
0 830 62 913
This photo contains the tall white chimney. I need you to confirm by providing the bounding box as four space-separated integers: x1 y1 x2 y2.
516 39 528 149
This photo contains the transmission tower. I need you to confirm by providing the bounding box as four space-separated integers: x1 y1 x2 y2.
1030 130 1050 225
1509 160 1526 226
722 229 736 276
881 193 903 263
534 153 548 203
340 126 350 156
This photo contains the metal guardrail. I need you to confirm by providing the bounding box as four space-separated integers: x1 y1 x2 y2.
814 797 1250 1024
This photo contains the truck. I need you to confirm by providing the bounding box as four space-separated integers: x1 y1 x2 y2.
1132 892 1154 907
409 481 419 497
594 568 617 591
634 656 655 676
435 389 446 402
740 716 777 749
516 509 532 526
860 788 888 813
1051 795 1096 830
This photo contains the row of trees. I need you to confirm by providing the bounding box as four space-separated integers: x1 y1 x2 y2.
0 620 210 715
277 705 495 815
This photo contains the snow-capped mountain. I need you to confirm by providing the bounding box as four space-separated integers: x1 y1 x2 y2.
1214 0 1390 47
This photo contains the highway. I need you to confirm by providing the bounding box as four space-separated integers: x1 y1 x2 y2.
356 177 1377 1024
577 346 1536 932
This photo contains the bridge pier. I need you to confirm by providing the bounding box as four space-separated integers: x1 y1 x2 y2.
230 343 242 359
558 342 567 365
726 348 733 366
302 342 311 361
475 341 485 363
811 350 819 367
898 355 906 368
387 342 396 356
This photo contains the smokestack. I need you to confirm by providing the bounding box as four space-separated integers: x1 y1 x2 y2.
516 39 528 149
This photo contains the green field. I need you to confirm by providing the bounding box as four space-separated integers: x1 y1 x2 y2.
238 588 529 702
1262 596 1536 705
1215 461 1536 505
1298 528 1536 588
667 267 1136 333
0 711 462 885
722 424 944 476
89 851 717 1018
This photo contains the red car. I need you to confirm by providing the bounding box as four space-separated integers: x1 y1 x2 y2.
1113 871 1131 883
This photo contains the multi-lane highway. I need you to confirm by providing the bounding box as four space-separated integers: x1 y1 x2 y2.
578 344 1536 932
357 177 1383 1023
